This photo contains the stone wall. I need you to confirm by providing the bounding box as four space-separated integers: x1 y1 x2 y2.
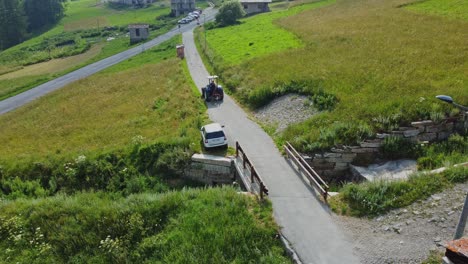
308 116 466 182
184 154 235 185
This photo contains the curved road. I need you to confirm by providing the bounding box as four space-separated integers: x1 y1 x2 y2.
183 30 360 264
0 8 217 115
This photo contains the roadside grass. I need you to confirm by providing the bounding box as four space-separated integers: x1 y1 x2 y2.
0 188 292 263
0 43 104 81
199 0 468 151
0 37 205 163
202 0 334 66
329 165 468 217
405 0 468 21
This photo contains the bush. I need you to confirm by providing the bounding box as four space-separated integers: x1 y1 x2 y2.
381 136 423 160
215 0 246 26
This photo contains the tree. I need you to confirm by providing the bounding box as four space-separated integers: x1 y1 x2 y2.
215 0 245 26
23 0 66 31
0 0 27 50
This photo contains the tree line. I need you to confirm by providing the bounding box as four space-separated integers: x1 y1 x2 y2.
0 0 66 50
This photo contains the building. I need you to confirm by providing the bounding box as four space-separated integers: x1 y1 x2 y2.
128 24 149 44
171 0 195 16
240 0 271 15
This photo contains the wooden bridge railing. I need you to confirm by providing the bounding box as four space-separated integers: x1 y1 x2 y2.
235 141 269 199
284 142 329 202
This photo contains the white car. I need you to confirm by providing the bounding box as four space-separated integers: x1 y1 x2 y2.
201 123 228 149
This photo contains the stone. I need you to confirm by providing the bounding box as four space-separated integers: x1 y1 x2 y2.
413 210 421 215
438 131 451 140
376 133 391 139
432 195 442 201
434 237 442 243
323 152 342 158
417 132 437 142
351 147 379 153
411 120 433 127
403 129 420 137
376 216 384 222
426 125 443 133
360 140 383 148
448 211 455 216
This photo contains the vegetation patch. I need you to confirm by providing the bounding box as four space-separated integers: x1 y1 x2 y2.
201 0 335 65
404 0 468 21
0 188 291 263
330 165 468 216
0 37 208 197
199 0 467 152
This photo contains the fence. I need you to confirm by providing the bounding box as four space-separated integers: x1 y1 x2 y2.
284 142 329 202
235 141 269 199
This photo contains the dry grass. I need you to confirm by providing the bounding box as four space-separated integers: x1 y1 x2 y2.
0 54 203 162
0 44 104 81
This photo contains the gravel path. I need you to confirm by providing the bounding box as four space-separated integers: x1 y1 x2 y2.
336 182 468 263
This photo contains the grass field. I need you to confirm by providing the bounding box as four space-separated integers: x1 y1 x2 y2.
203 0 333 65
0 37 206 164
0 188 291 263
405 0 468 21
0 0 180 101
200 0 468 150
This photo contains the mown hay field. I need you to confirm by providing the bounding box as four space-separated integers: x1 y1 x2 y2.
201 0 468 149
0 38 206 164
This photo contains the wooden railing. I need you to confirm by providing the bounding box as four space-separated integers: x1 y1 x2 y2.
284 142 329 202
236 141 269 199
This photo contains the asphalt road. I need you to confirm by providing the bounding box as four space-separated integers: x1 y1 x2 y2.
183 30 361 264
0 8 217 115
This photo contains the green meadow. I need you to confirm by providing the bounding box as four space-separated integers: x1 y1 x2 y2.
405 0 468 21
199 0 468 151
0 37 205 163
203 0 334 65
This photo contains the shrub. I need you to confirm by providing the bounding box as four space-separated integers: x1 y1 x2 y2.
215 0 246 26
381 136 423 160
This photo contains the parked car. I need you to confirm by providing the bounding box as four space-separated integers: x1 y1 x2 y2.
201 123 228 149
178 19 189 24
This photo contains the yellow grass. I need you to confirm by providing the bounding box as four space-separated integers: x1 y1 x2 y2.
0 44 104 80
0 57 202 161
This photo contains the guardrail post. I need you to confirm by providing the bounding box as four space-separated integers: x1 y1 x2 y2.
260 183 264 200
236 141 239 157
251 167 255 183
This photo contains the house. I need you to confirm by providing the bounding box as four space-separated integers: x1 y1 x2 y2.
128 24 149 44
171 0 195 16
240 0 271 15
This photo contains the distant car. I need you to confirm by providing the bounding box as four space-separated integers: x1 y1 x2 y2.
201 123 228 149
178 19 189 24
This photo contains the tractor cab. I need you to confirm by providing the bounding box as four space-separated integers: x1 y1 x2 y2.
201 75 224 102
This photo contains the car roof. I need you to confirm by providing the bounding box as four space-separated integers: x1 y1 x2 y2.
203 123 223 133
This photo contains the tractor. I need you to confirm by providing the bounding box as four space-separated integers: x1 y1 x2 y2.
201 76 224 102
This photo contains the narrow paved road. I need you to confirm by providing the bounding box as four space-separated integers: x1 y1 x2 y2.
183 30 361 264
0 9 217 115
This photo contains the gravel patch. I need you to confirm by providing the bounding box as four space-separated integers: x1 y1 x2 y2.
253 94 318 133
335 182 468 263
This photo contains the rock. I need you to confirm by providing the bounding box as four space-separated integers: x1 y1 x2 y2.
434 237 441 242
402 209 408 213
384 226 391 232
413 210 421 215
376 216 384 222
431 195 442 201
448 211 455 216
406 220 414 225
400 241 404 244
428 217 438 223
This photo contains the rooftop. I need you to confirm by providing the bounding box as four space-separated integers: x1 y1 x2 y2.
203 123 224 133
128 24 149 29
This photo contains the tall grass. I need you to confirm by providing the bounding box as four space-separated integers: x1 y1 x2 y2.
0 188 292 263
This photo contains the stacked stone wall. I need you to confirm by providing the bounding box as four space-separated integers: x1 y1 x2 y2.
308 116 466 182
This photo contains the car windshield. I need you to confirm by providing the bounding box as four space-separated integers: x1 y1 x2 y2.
206 131 225 139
